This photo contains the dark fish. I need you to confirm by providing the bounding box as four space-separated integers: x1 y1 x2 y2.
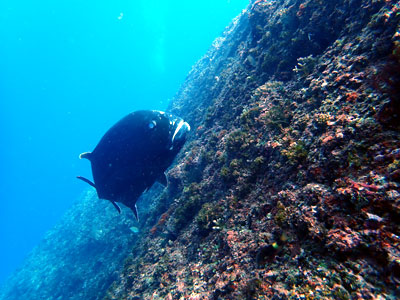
77 110 190 220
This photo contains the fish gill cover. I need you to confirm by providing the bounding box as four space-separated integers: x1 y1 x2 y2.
1 0 400 299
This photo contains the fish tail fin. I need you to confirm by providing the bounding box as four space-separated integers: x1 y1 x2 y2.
79 152 92 160
76 176 96 188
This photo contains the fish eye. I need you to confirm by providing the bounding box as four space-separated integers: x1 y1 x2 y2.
148 120 156 129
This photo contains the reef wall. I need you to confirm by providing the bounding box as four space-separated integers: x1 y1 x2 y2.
0 189 142 300
104 0 400 299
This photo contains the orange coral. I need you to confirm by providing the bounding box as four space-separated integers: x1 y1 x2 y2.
150 210 171 235
346 92 358 102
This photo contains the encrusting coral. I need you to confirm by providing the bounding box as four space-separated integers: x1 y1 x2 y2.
102 0 400 299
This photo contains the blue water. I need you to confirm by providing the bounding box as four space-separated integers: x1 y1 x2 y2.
0 0 248 285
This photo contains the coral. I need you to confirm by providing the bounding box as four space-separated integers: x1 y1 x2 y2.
293 54 317 78
196 202 223 236
104 1 400 298
172 183 204 233
226 130 253 157
281 141 308 164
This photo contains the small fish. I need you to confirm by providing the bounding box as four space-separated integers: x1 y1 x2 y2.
129 226 140 233
77 110 190 220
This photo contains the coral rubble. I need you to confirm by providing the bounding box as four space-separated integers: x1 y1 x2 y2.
104 0 400 299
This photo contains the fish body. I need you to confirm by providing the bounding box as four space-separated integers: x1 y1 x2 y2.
78 110 190 219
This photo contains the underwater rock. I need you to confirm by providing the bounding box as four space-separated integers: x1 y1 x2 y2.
102 1 400 299
0 189 158 300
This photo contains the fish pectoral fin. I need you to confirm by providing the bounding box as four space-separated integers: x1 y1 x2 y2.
79 152 92 160
77 176 96 188
110 201 121 214
157 172 168 186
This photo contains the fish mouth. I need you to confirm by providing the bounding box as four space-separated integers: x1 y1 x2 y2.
170 117 190 149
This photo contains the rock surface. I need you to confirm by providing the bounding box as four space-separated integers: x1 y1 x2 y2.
0 190 139 300
104 0 400 299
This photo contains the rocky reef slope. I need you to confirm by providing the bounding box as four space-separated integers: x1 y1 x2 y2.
105 0 400 299
0 190 139 300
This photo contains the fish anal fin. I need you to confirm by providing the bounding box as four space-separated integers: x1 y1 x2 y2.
79 152 92 160
132 204 139 221
157 172 168 187
110 201 121 214
77 176 96 188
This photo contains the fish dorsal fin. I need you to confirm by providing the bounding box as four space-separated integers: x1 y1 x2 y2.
77 176 96 188
133 204 139 221
110 201 121 214
79 152 92 160
157 172 168 187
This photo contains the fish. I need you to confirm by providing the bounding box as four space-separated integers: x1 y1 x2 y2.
129 226 140 233
77 110 190 220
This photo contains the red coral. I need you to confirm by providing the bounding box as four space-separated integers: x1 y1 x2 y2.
297 3 307 17
326 227 362 253
348 178 381 195
150 210 171 235
346 92 359 102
